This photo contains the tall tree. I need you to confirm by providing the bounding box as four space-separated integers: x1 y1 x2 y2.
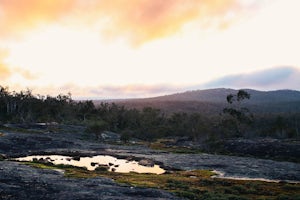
222 90 253 137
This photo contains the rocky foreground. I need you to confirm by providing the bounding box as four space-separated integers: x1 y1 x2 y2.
0 125 300 199
0 161 178 200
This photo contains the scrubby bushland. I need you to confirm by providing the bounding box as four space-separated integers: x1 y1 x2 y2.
1 86 299 141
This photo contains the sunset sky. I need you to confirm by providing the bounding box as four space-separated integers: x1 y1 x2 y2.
0 0 299 99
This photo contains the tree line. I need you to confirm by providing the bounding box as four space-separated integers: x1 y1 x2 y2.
0 86 299 141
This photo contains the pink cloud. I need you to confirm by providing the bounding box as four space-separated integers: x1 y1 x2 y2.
0 0 261 45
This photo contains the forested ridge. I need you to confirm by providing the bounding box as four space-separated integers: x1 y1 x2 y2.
1 86 299 141
106 88 300 115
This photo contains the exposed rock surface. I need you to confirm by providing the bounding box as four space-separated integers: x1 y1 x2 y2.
167 137 300 163
115 152 300 182
0 127 182 199
222 139 300 162
0 161 179 200
0 126 300 199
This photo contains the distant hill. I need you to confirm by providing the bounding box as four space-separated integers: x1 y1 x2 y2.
139 88 300 103
94 88 300 115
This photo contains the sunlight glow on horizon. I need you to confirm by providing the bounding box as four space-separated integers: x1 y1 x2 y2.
1 0 300 98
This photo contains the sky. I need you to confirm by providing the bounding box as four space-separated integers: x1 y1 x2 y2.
0 0 300 99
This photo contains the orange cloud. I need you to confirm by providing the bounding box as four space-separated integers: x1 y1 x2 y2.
0 0 73 38
0 64 11 80
0 49 37 81
14 68 38 80
0 50 11 80
0 0 257 45
88 0 242 45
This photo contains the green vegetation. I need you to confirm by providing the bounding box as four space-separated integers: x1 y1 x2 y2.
21 161 300 200
1 86 299 142
86 120 108 140
221 90 253 137
148 139 203 154
120 130 131 143
2 87 299 198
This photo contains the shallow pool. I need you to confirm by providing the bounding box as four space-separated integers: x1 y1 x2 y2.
15 155 165 174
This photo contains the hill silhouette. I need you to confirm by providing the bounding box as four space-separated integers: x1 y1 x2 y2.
95 88 300 115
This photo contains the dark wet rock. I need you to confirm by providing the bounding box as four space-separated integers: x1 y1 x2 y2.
1 125 300 191
36 158 52 164
95 165 109 172
108 162 114 166
0 161 180 200
160 137 300 163
125 156 135 161
111 168 116 172
72 156 80 161
0 154 6 161
90 162 98 167
38 158 46 163
221 139 300 163
45 157 54 162
138 159 155 167
118 152 300 182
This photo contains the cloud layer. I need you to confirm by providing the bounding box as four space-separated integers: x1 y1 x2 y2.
96 0 241 45
3 0 291 99
6 67 300 99
0 48 37 82
203 66 300 90
0 0 257 45
17 83 183 99
0 49 11 80
0 0 74 38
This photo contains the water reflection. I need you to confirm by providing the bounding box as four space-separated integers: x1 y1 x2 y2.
15 155 165 174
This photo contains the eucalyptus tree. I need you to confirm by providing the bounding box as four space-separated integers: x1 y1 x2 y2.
222 90 253 137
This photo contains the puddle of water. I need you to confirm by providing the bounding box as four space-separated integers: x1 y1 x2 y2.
15 155 165 174
211 170 300 183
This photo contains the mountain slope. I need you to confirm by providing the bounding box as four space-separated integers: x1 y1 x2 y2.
96 88 300 114
143 88 300 104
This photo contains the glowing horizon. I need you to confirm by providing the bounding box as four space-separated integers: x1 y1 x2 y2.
1 0 300 98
